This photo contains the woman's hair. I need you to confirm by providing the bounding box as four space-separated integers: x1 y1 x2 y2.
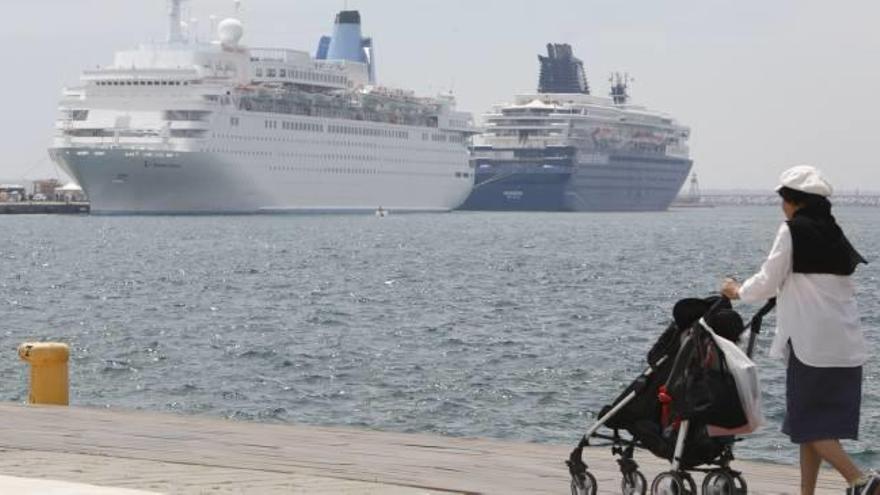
777 186 832 216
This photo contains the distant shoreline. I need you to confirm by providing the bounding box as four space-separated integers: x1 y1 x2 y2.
690 192 880 207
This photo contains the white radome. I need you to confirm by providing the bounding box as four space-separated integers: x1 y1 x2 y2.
218 18 244 47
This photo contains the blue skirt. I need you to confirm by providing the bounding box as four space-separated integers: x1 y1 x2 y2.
782 344 862 444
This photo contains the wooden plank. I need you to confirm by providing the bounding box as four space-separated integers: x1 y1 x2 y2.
0 404 846 494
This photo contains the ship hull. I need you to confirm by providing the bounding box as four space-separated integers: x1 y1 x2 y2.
459 167 571 211
461 154 692 212
50 147 473 214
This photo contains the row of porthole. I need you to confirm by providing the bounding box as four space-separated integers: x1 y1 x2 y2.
269 165 379 175
247 117 465 144
266 165 465 178
209 134 464 155
94 80 191 86
204 148 462 166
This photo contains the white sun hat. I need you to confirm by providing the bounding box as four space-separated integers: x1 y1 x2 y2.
775 165 833 197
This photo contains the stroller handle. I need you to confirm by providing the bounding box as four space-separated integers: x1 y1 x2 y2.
705 295 730 318
745 298 777 358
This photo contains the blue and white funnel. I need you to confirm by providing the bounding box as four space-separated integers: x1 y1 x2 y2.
316 10 376 83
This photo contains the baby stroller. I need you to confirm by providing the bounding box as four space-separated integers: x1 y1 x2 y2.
567 296 776 495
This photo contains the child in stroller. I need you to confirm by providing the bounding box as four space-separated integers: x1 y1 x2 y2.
567 296 776 495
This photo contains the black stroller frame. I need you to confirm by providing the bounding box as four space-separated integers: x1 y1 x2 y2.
567 298 777 495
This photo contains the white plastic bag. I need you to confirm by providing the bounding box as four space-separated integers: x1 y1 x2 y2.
699 319 765 437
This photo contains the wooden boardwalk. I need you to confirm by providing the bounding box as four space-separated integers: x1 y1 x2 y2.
0 403 847 494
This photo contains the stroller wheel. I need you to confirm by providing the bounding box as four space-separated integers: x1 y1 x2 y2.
682 472 697 494
651 471 694 495
701 470 739 495
570 471 597 495
733 473 748 494
621 470 647 495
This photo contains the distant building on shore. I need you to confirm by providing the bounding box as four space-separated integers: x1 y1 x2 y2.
0 184 26 202
33 179 62 199
54 183 87 203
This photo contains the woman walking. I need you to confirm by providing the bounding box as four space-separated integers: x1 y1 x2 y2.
720 165 874 495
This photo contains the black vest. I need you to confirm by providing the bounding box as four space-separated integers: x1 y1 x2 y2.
787 207 867 275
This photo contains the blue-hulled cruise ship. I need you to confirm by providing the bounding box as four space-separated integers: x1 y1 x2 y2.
461 44 692 212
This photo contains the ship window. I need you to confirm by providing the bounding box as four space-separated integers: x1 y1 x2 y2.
170 129 207 138
266 69 277 77
255 68 263 77
65 110 89 121
165 110 210 121
279 69 286 77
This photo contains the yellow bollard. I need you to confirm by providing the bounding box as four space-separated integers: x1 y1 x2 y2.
18 342 69 405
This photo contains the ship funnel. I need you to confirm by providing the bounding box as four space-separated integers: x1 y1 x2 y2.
537 43 590 95
317 10 376 83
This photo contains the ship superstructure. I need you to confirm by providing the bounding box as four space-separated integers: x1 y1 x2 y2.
461 44 692 211
49 1 475 213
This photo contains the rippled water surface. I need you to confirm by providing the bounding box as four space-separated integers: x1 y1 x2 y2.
1 207 878 465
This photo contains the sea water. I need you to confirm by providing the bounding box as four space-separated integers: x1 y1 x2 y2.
1 206 877 465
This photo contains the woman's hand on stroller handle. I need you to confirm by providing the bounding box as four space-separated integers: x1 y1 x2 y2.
721 278 741 300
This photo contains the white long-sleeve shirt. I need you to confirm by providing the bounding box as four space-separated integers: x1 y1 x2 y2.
738 223 866 367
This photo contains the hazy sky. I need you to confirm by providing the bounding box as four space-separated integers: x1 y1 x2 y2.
2 0 878 191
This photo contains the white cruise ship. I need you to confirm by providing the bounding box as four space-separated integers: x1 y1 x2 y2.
49 2 476 214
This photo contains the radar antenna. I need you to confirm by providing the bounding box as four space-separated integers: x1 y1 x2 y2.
609 72 632 105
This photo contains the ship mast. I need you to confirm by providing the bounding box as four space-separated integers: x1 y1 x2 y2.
168 0 187 43
609 72 632 105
